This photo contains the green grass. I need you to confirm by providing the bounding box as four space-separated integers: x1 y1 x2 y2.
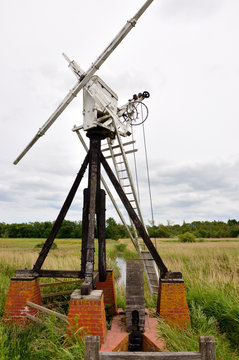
0 237 239 358
0 317 85 360
158 302 239 360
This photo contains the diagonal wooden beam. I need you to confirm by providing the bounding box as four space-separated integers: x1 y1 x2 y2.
32 153 90 273
100 153 168 277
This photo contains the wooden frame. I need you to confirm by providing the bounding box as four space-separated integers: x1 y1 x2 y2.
14 129 168 294
84 336 216 360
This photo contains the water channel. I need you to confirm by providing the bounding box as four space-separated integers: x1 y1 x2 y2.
115 257 126 285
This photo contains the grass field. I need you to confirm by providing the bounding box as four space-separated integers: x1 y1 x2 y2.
0 237 239 359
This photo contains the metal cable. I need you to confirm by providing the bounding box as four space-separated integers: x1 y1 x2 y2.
131 126 141 204
142 118 155 226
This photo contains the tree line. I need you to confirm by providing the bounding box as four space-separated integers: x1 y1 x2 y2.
0 218 239 239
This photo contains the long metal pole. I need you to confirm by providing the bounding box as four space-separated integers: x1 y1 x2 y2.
13 0 154 165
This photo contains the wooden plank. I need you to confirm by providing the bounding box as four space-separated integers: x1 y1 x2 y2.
199 337 216 360
100 352 201 359
14 269 39 278
38 270 84 278
27 301 67 321
15 269 84 279
41 290 73 298
32 152 89 273
40 279 83 287
45 301 69 309
26 314 64 333
85 336 100 360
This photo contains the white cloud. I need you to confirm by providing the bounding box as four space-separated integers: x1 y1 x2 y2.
0 0 238 226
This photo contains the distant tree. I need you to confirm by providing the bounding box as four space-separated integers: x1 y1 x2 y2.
105 217 122 240
227 219 238 226
1 218 239 239
229 224 239 237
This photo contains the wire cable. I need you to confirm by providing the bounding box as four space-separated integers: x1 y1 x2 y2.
142 119 155 226
131 126 141 204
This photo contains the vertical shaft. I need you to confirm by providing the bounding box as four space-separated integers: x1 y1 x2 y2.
81 188 89 274
82 132 102 294
97 189 106 282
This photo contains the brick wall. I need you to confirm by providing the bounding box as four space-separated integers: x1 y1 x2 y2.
67 289 107 344
96 270 117 315
157 277 190 327
3 277 42 323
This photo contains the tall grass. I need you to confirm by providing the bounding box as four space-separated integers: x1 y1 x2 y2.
158 302 239 360
154 238 239 357
0 317 85 360
0 237 239 358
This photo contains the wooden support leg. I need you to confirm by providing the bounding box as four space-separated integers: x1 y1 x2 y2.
81 188 89 274
33 153 89 273
97 189 107 282
81 134 102 295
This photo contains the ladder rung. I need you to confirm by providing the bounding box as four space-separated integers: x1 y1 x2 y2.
120 177 128 180
118 169 126 172
122 185 130 187
101 140 136 152
125 192 132 195
105 149 137 159
116 161 124 164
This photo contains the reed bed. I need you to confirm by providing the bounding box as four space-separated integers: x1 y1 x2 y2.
0 237 238 359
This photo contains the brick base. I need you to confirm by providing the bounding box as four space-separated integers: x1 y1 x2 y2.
101 309 166 352
67 289 107 344
96 270 117 315
157 277 190 327
3 277 42 323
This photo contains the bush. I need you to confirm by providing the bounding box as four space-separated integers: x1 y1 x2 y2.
178 232 196 243
115 243 127 252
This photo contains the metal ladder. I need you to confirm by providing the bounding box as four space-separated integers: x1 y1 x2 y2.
101 131 159 294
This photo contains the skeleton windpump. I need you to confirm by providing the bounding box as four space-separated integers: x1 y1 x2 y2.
13 0 169 296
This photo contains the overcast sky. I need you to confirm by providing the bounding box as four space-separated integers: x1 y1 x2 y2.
0 0 239 226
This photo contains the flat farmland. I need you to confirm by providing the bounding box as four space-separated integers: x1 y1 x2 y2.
0 237 239 359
